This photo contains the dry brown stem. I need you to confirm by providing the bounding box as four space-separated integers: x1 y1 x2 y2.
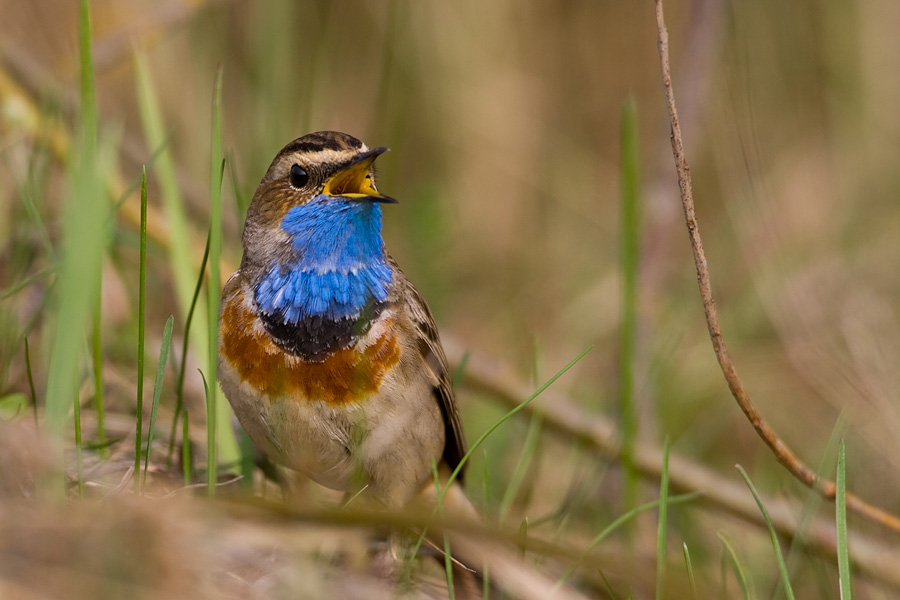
653 0 900 534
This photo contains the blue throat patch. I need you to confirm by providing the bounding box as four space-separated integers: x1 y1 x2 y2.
255 195 392 323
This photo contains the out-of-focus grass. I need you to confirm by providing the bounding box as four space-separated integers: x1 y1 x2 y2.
206 66 225 494
737 464 796 600
836 440 852 600
1 0 899 597
134 167 147 493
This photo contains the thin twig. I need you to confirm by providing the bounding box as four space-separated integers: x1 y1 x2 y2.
653 0 900 533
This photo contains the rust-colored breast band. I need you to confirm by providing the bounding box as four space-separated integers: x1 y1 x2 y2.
221 286 400 404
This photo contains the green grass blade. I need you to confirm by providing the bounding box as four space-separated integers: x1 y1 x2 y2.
198 368 212 487
227 150 249 223
166 231 210 465
207 66 228 493
73 379 84 498
92 282 106 456
736 465 795 600
619 97 640 518
836 440 852 600
24 338 38 427
498 412 543 523
133 48 208 357
518 516 528 558
45 0 105 493
142 315 174 488
683 543 697 600
134 167 148 494
656 436 670 600
0 267 53 301
599 571 618 600
443 346 592 492
239 430 256 490
718 531 753 600
182 410 192 485
777 412 848 600
552 491 701 591
78 0 96 144
451 350 470 389
431 462 455 600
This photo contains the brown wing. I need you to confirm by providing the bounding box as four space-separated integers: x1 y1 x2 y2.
397 269 468 481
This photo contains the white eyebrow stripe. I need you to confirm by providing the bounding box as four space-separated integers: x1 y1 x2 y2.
297 145 370 165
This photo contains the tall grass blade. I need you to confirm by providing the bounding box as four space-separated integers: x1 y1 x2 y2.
777 412 848 600
683 543 697 600
451 351 470 389
134 167 148 494
199 369 212 487
133 48 208 355
619 97 640 517
498 411 543 523
656 436 670 600
182 410 192 485
735 465 795 600
552 492 701 591
518 516 528 558
432 462 455 600
45 0 104 465
166 231 210 465
207 66 226 494
718 531 753 600
599 571 618 600
443 346 592 491
0 268 53 301
423 345 592 570
142 315 174 488
73 379 83 498
92 279 106 456
239 430 256 490
836 440 852 600
24 338 37 427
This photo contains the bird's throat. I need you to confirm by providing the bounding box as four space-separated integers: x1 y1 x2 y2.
252 196 392 358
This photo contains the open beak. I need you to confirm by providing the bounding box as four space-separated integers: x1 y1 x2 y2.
322 147 397 203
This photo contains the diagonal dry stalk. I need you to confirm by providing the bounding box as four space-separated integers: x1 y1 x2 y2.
653 0 900 534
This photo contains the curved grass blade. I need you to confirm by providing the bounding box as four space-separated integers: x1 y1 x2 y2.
24 338 38 427
142 315 174 488
182 410 192 485
656 436 670 600
166 231 210 465
45 0 105 489
498 411 543 523
736 465 795 600
836 440 852 600
553 491 701 592
134 167 148 494
683 543 697 600
92 278 106 456
718 530 753 600
73 379 84 498
444 346 593 492
619 97 640 520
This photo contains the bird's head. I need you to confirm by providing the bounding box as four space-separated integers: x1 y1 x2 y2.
241 131 396 268
242 131 396 322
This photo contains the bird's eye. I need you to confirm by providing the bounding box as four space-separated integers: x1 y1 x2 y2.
289 164 309 188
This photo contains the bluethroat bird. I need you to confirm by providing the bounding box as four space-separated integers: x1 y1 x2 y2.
218 131 469 510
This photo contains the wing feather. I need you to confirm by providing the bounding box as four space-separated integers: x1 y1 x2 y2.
395 265 468 480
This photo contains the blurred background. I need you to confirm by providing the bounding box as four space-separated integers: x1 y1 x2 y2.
2 0 900 597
